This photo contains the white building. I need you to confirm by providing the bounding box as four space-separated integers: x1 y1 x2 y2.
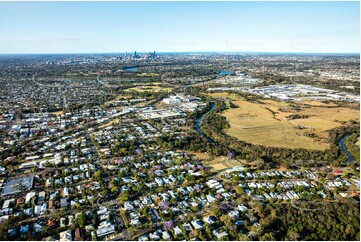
60 230 72 241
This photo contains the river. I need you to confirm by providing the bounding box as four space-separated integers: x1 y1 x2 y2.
195 102 216 143
339 135 355 164
124 67 138 72
219 70 234 75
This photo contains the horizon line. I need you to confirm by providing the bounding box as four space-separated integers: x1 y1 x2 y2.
0 51 359 56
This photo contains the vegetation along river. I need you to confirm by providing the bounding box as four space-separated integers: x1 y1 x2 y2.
339 134 355 164
195 102 215 143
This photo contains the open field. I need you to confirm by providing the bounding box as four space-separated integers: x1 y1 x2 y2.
155 102 166 109
206 92 230 99
301 100 339 107
188 152 211 160
137 73 160 77
51 110 64 116
210 163 228 171
105 94 133 106
278 166 288 171
205 156 243 171
291 117 340 132
114 94 132 100
124 85 173 93
221 99 360 151
109 94 132 100
297 106 360 122
148 82 163 85
133 99 156 107
223 158 243 168
207 156 228 164
206 92 244 101
98 118 120 128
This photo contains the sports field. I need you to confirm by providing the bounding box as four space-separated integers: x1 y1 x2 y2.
220 98 359 150
205 156 243 171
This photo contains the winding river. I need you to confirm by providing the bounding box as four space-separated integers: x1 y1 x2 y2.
339 135 355 164
195 102 216 143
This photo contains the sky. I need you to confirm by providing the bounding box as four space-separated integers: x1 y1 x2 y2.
0 1 359 54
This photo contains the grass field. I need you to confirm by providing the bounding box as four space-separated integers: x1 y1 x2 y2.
51 110 64 116
114 94 132 99
187 152 243 172
301 100 339 107
136 73 160 77
205 156 243 171
188 152 211 160
223 158 243 168
297 106 360 122
155 102 166 109
105 94 133 106
210 163 228 171
133 99 156 107
220 99 360 151
206 92 244 101
124 85 173 93
98 118 120 128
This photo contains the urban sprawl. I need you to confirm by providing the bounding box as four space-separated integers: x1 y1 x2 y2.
0 52 359 241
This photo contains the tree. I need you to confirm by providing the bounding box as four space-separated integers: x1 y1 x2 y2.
210 204 220 217
118 191 130 204
111 186 119 194
238 234 251 241
235 186 245 196
92 170 102 181
101 189 108 197
163 221 174 231
260 232 276 241
286 230 300 241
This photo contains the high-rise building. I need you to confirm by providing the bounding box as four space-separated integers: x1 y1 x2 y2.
148 51 157 59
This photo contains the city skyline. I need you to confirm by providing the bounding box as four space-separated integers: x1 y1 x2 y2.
0 1 359 54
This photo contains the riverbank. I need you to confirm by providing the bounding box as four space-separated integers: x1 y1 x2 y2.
339 134 358 164
195 102 216 143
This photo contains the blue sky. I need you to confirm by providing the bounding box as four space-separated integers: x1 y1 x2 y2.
0 1 359 54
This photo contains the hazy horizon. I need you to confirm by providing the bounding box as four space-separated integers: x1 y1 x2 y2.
0 51 359 56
